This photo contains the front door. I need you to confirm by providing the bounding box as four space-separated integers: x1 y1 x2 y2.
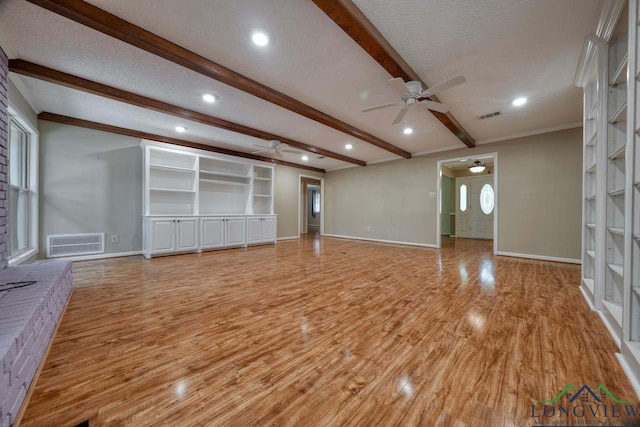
470 177 494 239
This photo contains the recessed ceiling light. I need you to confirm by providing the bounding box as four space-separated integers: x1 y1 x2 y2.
512 97 527 107
403 127 413 135
301 155 309 161
251 30 269 46
202 94 217 103
459 158 469 162
345 144 353 150
175 126 187 133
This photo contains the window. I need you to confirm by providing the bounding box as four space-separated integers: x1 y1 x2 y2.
459 184 467 212
480 184 495 215
7 110 38 265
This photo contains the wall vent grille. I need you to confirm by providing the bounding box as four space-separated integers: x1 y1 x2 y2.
46 233 105 258
479 111 502 120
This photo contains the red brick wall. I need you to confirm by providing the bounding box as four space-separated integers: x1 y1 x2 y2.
0 47 8 270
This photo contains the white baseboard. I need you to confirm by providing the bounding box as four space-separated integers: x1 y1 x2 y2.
598 311 622 349
324 234 437 248
42 250 143 262
495 251 581 265
616 353 640 399
579 285 596 311
277 236 300 241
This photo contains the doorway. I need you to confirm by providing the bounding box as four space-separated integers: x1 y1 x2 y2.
298 175 324 236
437 154 498 252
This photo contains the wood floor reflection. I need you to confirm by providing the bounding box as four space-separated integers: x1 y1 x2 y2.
19 236 637 426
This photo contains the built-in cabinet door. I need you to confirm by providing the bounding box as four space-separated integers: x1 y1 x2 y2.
262 217 276 242
201 218 225 249
176 218 198 251
226 218 246 246
247 217 263 244
150 218 175 254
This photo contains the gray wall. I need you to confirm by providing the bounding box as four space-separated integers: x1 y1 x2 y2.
274 166 324 238
38 121 143 257
39 122 325 255
325 127 583 260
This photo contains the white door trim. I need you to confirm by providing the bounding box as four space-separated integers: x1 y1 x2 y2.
298 175 325 236
436 153 498 254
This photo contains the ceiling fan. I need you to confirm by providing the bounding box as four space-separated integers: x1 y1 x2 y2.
362 75 466 125
252 140 301 158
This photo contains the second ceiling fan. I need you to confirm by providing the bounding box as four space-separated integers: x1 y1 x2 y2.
362 75 466 125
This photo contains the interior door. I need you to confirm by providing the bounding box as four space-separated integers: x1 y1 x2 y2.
455 178 470 238
470 177 494 239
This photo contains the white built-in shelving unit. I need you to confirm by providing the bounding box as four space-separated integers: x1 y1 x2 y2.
141 141 276 258
577 0 640 395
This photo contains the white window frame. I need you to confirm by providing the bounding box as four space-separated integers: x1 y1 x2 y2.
7 104 39 266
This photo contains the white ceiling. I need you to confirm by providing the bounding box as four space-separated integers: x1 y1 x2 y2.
0 0 602 171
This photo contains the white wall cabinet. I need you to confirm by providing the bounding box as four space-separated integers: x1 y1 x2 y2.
201 217 246 249
141 141 277 258
247 216 276 245
147 217 199 256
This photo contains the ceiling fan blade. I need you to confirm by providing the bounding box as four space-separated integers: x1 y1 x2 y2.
251 149 269 154
253 144 270 149
282 149 302 154
362 101 400 113
392 107 408 125
421 75 466 97
273 151 284 158
418 99 449 113
389 77 410 94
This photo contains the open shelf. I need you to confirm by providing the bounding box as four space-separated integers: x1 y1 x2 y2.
608 187 625 197
200 179 249 187
150 163 196 173
149 188 196 193
610 52 629 85
586 162 597 174
253 177 272 181
586 250 595 258
609 144 626 160
609 101 628 124
586 194 596 200
602 299 623 327
586 223 596 229
608 227 624 236
607 263 624 278
253 194 271 197
200 170 250 179
582 277 595 293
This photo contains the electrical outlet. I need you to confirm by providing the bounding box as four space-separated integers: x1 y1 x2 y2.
111 235 119 243
367 226 371 232
428 191 437 198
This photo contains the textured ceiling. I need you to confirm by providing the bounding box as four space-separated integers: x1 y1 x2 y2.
0 0 602 170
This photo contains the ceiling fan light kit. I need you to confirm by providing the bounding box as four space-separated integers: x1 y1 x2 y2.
361 75 466 125
251 139 302 158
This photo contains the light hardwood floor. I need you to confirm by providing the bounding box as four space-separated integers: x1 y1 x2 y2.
18 236 638 426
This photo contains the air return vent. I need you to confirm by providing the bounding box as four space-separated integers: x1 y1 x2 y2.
46 233 105 258
478 111 502 120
